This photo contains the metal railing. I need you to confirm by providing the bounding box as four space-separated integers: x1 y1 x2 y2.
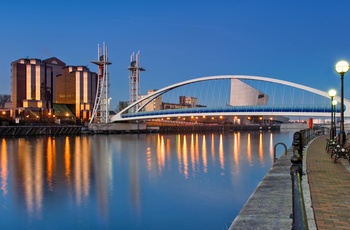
290 151 308 230
289 128 319 230
273 142 287 163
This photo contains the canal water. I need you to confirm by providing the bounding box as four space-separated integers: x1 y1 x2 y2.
0 130 294 230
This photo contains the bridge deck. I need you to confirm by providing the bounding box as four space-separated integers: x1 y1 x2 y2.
122 105 336 118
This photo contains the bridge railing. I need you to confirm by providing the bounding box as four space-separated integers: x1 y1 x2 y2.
120 105 337 119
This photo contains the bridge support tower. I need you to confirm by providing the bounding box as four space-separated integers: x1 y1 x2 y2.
128 51 145 113
90 43 112 123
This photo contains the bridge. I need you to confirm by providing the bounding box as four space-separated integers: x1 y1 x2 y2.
110 75 350 122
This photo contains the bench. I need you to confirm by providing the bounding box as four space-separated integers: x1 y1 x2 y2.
316 130 324 136
331 141 350 163
326 138 337 153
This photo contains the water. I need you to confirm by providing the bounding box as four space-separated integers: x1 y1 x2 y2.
0 130 294 230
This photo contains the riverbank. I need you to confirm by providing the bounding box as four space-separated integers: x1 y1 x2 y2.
229 147 294 229
0 122 328 136
230 133 350 229
0 123 283 136
0 125 82 136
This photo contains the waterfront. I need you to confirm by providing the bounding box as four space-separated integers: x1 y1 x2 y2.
0 130 294 229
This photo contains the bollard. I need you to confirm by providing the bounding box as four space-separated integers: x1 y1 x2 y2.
293 131 303 159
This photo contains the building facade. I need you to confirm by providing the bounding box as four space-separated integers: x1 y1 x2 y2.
144 89 162 111
9 57 97 122
9 57 66 119
55 66 97 121
230 79 269 106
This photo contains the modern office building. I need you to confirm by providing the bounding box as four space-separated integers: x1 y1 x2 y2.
9 57 66 119
55 65 97 121
9 57 97 122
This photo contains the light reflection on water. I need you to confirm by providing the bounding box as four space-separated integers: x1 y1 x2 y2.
0 131 293 229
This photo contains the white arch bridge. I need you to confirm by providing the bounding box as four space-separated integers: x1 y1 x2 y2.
110 75 350 122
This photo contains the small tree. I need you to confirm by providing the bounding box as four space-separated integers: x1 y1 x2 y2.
0 94 11 108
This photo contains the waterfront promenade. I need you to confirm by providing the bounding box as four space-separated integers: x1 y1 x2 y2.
230 134 350 229
306 134 350 229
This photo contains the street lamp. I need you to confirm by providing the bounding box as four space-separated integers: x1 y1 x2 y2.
335 60 349 145
332 99 337 138
328 89 337 139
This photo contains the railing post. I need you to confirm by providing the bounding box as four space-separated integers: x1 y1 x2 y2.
293 131 303 159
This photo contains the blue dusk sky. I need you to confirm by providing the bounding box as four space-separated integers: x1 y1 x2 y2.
1 0 350 110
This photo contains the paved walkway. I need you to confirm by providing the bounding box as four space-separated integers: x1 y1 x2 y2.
306 135 350 229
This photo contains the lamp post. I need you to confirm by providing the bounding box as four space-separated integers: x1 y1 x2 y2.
332 99 337 138
328 89 336 139
335 60 349 145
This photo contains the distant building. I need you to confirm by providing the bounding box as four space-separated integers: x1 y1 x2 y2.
55 65 97 121
230 79 269 106
144 89 162 111
118 101 129 112
179 96 197 107
162 96 205 110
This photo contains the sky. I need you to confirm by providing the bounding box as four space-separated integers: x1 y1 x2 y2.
1 0 350 110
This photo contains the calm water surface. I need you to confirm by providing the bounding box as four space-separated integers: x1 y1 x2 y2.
0 130 294 230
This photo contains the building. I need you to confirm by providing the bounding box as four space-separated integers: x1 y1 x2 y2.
144 89 162 111
55 65 97 121
9 57 66 119
163 96 205 110
230 79 269 106
179 96 197 107
9 57 97 123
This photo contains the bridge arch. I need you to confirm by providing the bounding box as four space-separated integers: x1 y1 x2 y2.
111 75 350 122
